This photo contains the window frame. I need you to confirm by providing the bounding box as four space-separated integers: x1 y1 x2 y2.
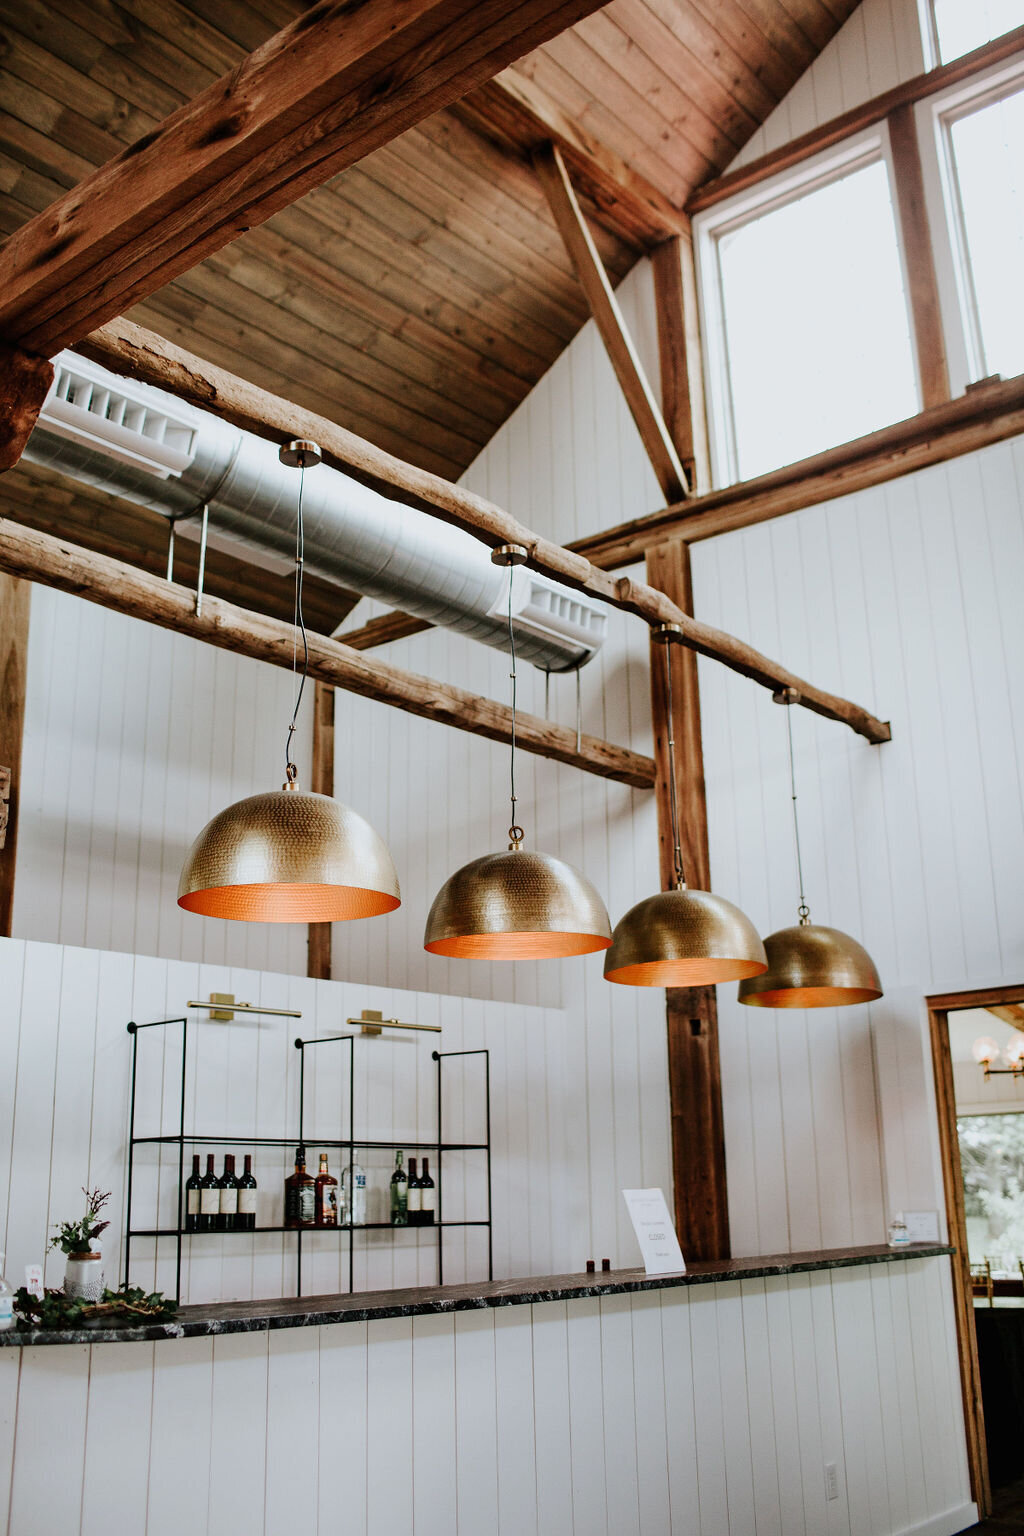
693 127 922 488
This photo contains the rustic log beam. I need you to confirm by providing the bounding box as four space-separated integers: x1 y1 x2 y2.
0 519 655 791
453 70 690 247
0 0 612 356
687 25 1024 215
651 236 711 495
888 102 950 410
572 373 1024 565
308 681 335 980
77 319 890 745
338 611 435 650
0 346 54 471
533 143 689 505
985 1004 1024 1034
0 574 30 937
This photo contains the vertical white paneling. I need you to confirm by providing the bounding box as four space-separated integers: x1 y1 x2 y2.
206 1333 269 1536
318 1322 369 1536
81 1342 155 1536
454 1309 499 1535
7 1345 90 1529
531 1301 574 1536
264 1328 320 1534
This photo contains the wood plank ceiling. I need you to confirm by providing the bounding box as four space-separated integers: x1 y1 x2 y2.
0 0 859 485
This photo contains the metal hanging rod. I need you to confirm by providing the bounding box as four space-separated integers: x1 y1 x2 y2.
347 1008 442 1036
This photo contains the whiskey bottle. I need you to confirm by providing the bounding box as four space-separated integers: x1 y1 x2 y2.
407 1157 422 1227
185 1154 202 1233
390 1150 408 1226
218 1154 240 1233
238 1155 257 1231
343 1158 366 1226
199 1153 220 1232
419 1157 435 1226
285 1146 316 1229
315 1153 339 1227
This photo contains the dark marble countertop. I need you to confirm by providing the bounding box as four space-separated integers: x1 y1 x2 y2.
1 1242 952 1346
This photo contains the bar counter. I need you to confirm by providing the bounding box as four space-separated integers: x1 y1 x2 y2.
0 1241 951 1345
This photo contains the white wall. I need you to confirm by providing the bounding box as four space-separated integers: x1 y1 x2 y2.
0 1256 975 1536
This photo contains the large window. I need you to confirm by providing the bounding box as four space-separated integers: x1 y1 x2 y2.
696 145 920 484
931 0 1024 65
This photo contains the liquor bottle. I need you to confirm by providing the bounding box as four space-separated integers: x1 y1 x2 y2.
390 1150 408 1226
199 1153 220 1232
407 1156 422 1227
315 1153 339 1228
0 1254 12 1332
343 1158 366 1226
284 1146 316 1229
419 1157 436 1226
185 1154 202 1233
238 1155 257 1232
218 1154 240 1233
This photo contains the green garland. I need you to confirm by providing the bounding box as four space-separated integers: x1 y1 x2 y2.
14 1284 178 1331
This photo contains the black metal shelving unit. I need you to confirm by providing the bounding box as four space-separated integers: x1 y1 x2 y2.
123 1016 492 1301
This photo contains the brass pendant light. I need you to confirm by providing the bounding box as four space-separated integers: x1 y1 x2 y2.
424 545 611 960
178 441 400 924
737 689 881 1008
604 625 767 987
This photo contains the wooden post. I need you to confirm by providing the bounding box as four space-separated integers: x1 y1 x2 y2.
888 102 951 410
308 681 336 980
647 538 729 1262
0 574 30 936
0 346 53 471
651 235 712 495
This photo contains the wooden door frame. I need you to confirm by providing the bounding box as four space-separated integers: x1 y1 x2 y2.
927 983 1024 1518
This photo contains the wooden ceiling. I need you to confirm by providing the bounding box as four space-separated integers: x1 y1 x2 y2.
0 0 859 482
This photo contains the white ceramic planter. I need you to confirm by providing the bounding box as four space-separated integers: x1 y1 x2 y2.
64 1251 104 1302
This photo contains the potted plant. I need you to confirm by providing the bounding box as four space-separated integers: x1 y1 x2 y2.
51 1189 111 1301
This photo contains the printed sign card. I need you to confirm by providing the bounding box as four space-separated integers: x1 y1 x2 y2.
622 1188 686 1275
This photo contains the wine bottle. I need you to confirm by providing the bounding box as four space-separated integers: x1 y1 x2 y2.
407 1156 422 1227
343 1157 366 1226
390 1150 408 1226
285 1145 316 1229
199 1153 220 1232
315 1153 339 1228
218 1154 240 1233
419 1157 435 1226
185 1154 202 1233
238 1154 257 1232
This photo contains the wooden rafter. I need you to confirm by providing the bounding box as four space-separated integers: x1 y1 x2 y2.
0 575 30 938
0 347 53 472
338 611 435 650
75 318 890 744
0 0 612 357
533 143 689 505
651 236 711 495
985 1004 1024 1034
888 102 950 411
0 519 654 792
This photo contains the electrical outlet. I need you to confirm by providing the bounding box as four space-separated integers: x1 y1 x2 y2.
825 1462 839 1502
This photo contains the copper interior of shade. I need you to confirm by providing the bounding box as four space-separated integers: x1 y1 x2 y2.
425 930 611 959
739 983 882 1008
604 955 768 987
178 884 401 923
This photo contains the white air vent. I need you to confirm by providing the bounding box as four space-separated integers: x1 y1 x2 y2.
489 567 608 665
39 353 198 479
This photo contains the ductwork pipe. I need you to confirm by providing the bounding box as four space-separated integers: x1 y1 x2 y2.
23 353 608 672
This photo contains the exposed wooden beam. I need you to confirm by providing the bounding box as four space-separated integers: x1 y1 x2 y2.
0 575 30 937
986 1004 1024 1034
648 540 728 1263
0 346 53 471
888 102 950 410
0 519 655 791
453 69 690 247
77 319 890 745
572 373 1024 566
651 236 711 495
687 25 1024 215
308 681 335 981
0 0 612 356
533 144 689 506
339 611 435 650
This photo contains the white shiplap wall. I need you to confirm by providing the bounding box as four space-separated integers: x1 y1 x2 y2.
0 1257 975 1536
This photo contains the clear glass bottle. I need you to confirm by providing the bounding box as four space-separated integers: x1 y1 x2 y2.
887 1212 910 1247
0 1253 13 1332
343 1157 366 1226
390 1150 408 1226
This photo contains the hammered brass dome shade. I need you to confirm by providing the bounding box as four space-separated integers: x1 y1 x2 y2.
423 849 612 959
737 923 882 1008
178 790 401 923
604 887 768 987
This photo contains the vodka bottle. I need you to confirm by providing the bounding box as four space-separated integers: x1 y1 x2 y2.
343 1158 367 1226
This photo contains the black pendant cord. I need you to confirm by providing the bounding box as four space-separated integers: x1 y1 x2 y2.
284 463 309 787
663 643 686 891
507 564 523 848
783 698 810 924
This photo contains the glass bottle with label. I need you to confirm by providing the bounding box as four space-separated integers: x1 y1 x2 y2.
419 1157 435 1226
390 1150 408 1226
407 1157 422 1226
218 1154 240 1233
199 1153 220 1232
185 1154 202 1233
285 1146 316 1229
343 1157 366 1226
315 1153 339 1227
238 1155 257 1231
0 1254 12 1332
